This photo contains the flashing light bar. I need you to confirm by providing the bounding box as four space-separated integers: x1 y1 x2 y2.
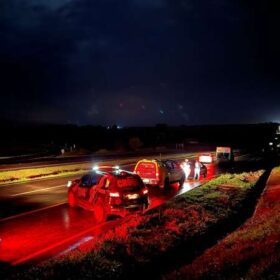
92 165 99 171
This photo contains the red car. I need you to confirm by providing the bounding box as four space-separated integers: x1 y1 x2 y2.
67 168 149 222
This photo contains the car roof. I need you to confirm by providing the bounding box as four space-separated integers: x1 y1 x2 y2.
137 159 161 163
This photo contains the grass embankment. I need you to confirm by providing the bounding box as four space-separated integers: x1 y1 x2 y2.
0 153 196 185
166 167 280 280
7 171 264 280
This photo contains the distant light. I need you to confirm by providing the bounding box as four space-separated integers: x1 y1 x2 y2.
269 142 273 146
159 110 164 115
67 181 72 188
117 125 122 129
114 165 120 170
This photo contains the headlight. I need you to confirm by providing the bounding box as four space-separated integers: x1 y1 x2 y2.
67 181 72 187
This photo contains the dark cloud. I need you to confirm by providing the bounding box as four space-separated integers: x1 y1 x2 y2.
0 0 279 125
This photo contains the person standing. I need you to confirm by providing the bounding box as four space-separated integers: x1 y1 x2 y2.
194 160 201 180
181 159 191 179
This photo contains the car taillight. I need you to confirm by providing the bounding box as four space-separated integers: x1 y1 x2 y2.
156 172 159 178
142 188 148 195
109 192 120 197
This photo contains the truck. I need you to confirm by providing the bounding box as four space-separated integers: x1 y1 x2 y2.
216 147 234 162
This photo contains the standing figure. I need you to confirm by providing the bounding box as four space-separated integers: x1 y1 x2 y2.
181 159 191 179
194 160 201 180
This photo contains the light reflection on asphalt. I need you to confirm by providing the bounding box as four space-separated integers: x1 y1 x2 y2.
0 163 218 264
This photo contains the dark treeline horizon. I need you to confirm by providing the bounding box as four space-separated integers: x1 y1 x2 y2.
0 120 278 156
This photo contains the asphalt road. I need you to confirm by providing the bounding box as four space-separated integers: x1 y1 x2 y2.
0 153 216 265
0 153 212 220
0 150 201 171
0 178 207 265
0 152 263 266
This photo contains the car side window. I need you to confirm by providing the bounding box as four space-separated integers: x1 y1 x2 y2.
172 161 180 169
91 174 101 186
165 161 173 170
81 174 91 187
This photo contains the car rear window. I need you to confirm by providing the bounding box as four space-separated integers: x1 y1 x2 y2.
138 162 156 170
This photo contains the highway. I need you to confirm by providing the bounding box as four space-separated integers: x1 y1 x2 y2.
0 152 208 219
0 152 259 266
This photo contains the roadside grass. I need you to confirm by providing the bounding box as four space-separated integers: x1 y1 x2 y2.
0 163 91 184
6 170 265 280
165 168 280 280
0 153 195 185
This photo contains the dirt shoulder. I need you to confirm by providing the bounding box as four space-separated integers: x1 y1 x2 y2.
166 166 280 280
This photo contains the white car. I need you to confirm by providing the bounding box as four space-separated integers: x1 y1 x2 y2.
198 153 213 163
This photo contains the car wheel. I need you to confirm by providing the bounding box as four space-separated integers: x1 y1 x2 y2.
94 202 107 223
179 175 185 187
68 192 76 207
164 178 170 190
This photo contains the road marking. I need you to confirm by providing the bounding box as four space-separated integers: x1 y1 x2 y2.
0 202 67 223
11 184 66 197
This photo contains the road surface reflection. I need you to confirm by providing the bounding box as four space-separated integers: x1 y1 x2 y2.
0 163 217 265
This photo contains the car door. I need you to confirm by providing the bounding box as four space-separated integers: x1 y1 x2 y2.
77 174 92 202
165 160 177 182
170 160 182 181
200 163 207 177
92 176 111 211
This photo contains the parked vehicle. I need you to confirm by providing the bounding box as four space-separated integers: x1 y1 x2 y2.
134 159 185 189
199 153 214 163
67 167 149 222
216 147 234 162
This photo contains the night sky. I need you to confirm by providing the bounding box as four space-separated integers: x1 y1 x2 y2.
0 0 279 126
